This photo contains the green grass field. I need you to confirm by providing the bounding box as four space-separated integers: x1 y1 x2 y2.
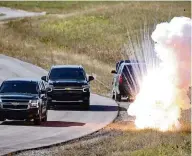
0 2 191 155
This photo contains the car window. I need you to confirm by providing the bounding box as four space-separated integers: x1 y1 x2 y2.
0 81 38 94
49 68 86 81
118 64 124 74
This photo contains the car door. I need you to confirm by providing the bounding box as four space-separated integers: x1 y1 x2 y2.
113 64 123 93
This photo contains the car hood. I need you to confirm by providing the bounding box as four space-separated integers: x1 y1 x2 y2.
49 79 88 87
0 93 38 101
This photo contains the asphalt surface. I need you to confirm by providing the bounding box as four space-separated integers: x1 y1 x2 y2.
0 7 46 21
0 55 118 155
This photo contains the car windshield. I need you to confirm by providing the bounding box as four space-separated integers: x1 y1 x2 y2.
0 81 38 94
122 64 147 76
122 63 147 84
49 68 86 81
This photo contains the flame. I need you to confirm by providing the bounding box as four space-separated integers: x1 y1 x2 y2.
127 17 191 131
128 67 181 131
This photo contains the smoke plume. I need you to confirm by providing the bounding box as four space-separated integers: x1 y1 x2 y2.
151 17 191 110
127 17 191 131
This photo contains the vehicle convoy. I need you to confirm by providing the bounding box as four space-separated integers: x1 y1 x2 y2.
41 65 94 110
111 60 147 102
0 78 48 125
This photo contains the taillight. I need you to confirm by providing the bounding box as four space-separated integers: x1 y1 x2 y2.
119 75 123 84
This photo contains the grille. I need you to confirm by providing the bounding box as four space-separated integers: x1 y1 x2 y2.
3 104 28 109
2 99 29 103
53 87 83 90
53 90 83 94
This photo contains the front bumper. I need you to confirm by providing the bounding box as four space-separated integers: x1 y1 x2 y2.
0 108 39 120
47 89 90 105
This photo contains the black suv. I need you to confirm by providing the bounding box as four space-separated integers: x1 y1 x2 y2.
0 78 48 125
111 60 147 102
41 65 94 110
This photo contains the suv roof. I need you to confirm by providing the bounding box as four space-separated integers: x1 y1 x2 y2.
116 60 145 71
51 65 83 69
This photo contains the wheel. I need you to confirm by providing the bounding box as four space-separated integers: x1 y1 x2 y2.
0 116 5 122
47 101 52 110
34 111 42 125
47 105 50 110
115 93 121 102
82 100 90 110
42 111 47 122
112 92 115 100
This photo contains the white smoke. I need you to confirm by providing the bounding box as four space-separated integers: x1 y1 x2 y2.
151 17 191 110
127 17 191 131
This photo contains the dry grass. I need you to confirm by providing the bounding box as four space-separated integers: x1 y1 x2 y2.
17 123 191 156
0 1 115 14
0 1 190 95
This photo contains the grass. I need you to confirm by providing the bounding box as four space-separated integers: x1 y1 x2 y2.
0 1 116 14
0 13 5 16
0 1 191 156
0 1 190 95
17 127 191 156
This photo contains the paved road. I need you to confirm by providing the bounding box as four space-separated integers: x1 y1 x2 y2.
0 55 118 155
0 7 46 21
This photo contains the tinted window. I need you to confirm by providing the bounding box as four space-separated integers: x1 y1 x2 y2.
49 68 86 81
121 63 147 86
0 81 38 94
122 64 146 76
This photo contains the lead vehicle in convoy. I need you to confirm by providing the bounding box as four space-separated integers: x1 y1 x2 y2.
111 60 147 102
0 78 48 125
41 65 94 110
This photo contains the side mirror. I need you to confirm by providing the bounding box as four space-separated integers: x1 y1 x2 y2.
88 75 94 82
111 70 117 74
41 76 47 82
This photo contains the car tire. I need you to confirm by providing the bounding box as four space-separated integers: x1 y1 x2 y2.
112 92 115 100
82 100 90 110
34 111 42 125
42 111 47 122
115 93 121 102
47 105 51 110
0 116 5 121
47 101 52 110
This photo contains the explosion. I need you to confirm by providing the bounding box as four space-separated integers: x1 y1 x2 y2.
127 17 191 131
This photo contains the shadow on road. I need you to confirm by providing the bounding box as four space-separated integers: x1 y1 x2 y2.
119 107 127 111
90 105 118 111
1 121 85 127
52 105 118 112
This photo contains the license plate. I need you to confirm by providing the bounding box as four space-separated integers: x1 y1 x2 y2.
12 102 20 106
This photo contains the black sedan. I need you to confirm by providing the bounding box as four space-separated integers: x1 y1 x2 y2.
0 78 48 125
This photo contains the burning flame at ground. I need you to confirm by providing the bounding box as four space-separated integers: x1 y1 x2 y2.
128 17 191 131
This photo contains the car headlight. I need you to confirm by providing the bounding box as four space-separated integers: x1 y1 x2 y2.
47 84 54 92
82 85 90 92
29 100 39 108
